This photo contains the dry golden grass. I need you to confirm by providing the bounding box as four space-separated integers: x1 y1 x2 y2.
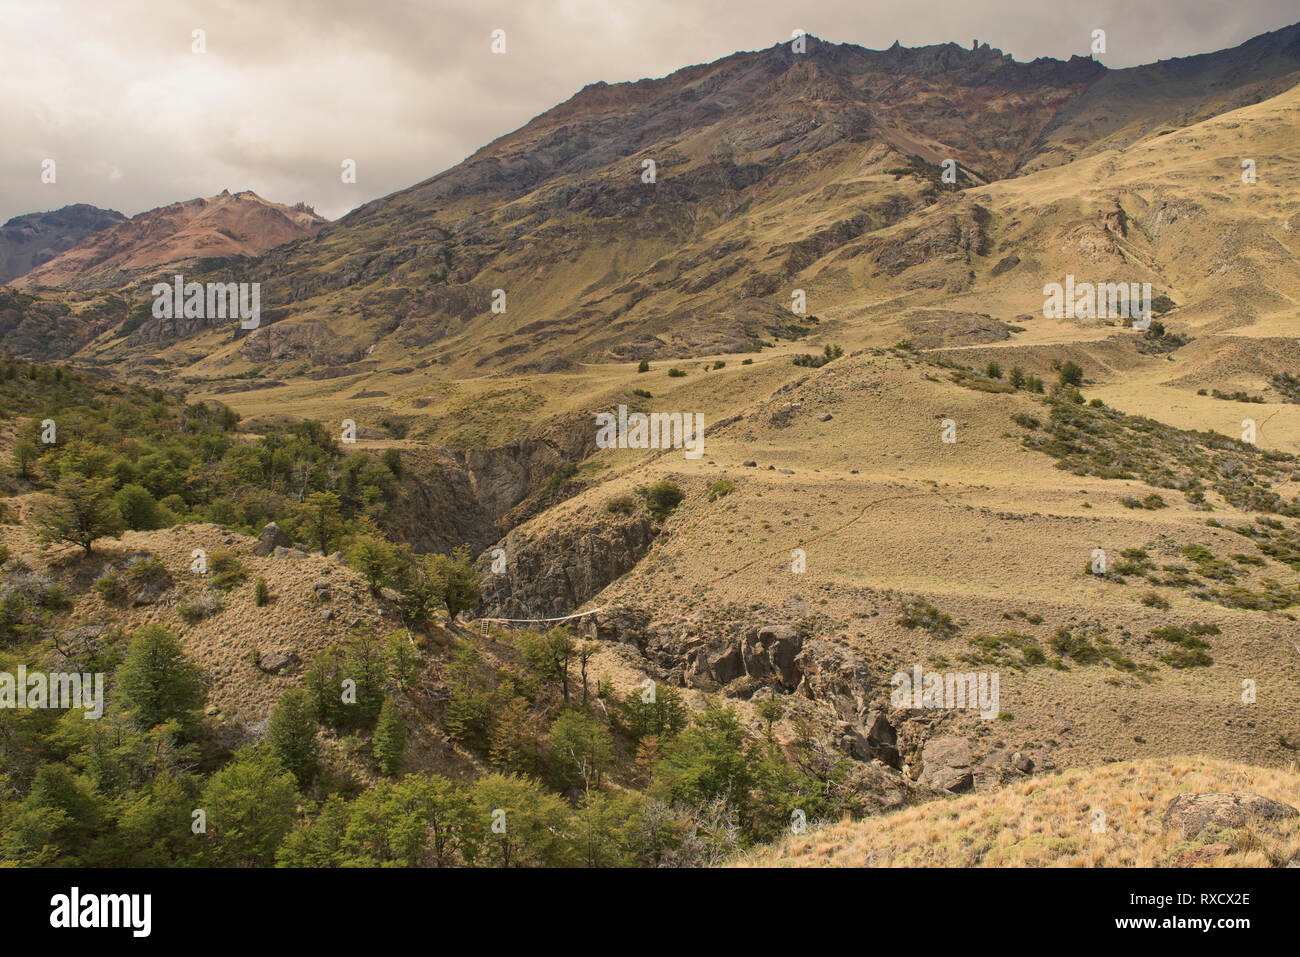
736 756 1300 867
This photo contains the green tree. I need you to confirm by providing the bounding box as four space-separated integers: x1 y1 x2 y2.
372 698 407 776
349 534 402 595
116 625 205 732
550 708 615 792
381 447 403 477
520 627 576 701
654 700 753 812
426 544 482 621
114 769 196 866
620 682 687 741
199 748 299 866
3 764 107 866
294 491 344 555
12 440 39 482
755 697 785 739
267 687 320 784
113 483 162 530
471 773 574 867
276 795 350 867
341 775 480 867
1059 360 1084 387
572 791 645 867
32 472 126 555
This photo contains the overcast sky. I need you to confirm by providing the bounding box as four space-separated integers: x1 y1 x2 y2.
2 0 1296 224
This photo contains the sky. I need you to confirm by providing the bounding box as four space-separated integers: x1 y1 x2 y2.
1 0 1296 224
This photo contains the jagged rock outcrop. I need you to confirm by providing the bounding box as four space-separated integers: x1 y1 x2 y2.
478 517 659 619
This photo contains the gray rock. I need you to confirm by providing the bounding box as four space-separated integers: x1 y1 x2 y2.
919 735 975 793
254 522 293 556
257 649 298 673
272 545 309 560
743 460 757 467
1162 792 1298 839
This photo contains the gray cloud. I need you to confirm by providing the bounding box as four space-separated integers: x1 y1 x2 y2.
1 0 1296 224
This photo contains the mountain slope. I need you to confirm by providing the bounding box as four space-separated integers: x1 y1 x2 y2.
16 190 327 291
0 204 126 282
74 26 1297 392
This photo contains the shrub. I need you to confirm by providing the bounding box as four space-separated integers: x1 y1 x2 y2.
254 577 270 606
667 368 686 378
645 481 684 521
208 549 246 591
895 599 958 639
93 571 128 605
637 360 650 373
381 448 403 477
178 593 222 624
548 462 578 491
706 480 734 502
606 494 637 516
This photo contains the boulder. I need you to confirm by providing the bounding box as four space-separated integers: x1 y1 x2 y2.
253 522 293 556
919 735 975 793
272 545 309 560
1161 792 1298 839
257 649 299 674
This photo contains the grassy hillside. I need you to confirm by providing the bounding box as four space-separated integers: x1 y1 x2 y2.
737 756 1300 867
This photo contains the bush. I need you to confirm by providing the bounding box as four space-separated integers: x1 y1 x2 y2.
637 360 650 373
645 481 684 521
895 598 958 639
208 549 245 591
1059 361 1084 387
667 368 686 378
179 593 222 624
706 480 734 502
93 571 128 605
381 448 402 477
548 462 578 491
606 494 637 516
254 577 270 607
